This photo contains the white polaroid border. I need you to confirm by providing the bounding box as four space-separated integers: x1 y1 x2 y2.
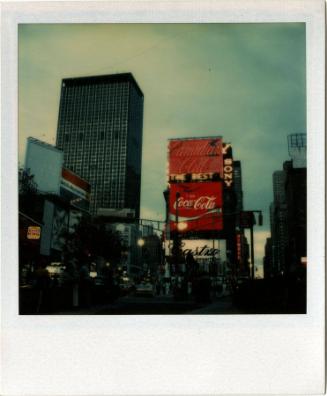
1 1 325 395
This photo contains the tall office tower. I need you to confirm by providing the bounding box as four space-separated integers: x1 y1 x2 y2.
56 73 144 217
233 160 243 218
271 170 288 274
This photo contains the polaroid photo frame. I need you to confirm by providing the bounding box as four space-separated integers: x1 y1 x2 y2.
1 1 325 395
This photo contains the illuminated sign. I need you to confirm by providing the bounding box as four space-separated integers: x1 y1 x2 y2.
165 239 227 261
236 233 242 262
27 226 41 240
168 138 223 182
169 182 223 232
222 143 233 188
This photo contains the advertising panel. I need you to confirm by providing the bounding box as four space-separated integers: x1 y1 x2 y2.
236 232 242 262
165 239 227 262
51 205 69 251
61 168 91 198
222 142 233 188
60 168 91 211
168 138 223 182
27 226 41 240
25 137 63 194
169 182 223 231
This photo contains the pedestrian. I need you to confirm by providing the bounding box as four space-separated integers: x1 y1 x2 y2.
156 280 161 296
34 258 51 313
79 262 92 308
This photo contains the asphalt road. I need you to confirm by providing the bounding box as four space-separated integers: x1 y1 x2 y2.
63 293 240 315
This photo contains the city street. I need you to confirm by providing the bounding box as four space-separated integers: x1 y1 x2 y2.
58 293 241 315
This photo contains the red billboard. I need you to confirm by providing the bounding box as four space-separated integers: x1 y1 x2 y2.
168 138 223 182
169 182 223 232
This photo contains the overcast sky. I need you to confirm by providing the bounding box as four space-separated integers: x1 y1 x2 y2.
18 23 306 269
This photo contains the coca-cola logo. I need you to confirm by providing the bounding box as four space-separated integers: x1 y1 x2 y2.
173 196 217 210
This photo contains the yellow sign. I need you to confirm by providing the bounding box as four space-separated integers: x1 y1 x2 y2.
27 226 41 240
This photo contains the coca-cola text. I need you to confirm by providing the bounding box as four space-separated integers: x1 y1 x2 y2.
173 196 216 210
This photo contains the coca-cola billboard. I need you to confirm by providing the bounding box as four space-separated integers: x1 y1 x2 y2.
169 182 223 231
168 138 223 182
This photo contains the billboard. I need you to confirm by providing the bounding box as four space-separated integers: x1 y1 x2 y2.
169 182 223 232
60 168 91 211
165 239 227 262
61 168 90 198
222 142 233 188
168 138 223 182
25 137 63 194
27 226 41 240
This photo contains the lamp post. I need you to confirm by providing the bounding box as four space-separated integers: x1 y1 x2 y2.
137 238 145 275
163 189 171 278
172 192 181 271
242 210 263 280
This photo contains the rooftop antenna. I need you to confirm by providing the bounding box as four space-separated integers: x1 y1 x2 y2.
287 133 306 168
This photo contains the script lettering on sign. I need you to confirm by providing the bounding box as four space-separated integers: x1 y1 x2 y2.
174 196 217 210
169 182 223 232
168 138 224 179
165 239 227 262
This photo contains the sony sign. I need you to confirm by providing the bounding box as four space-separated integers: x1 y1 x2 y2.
222 143 233 188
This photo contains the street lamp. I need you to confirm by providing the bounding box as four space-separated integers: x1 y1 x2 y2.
137 238 145 247
177 221 188 231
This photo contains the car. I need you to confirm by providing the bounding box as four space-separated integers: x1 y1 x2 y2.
119 279 135 295
135 282 154 297
46 264 66 285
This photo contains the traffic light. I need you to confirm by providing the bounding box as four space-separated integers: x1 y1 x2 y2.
258 212 263 226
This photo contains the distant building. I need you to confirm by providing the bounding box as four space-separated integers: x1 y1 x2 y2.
271 170 288 274
233 160 243 215
283 161 306 273
268 135 307 277
263 237 273 278
141 234 162 277
107 222 142 277
56 73 144 217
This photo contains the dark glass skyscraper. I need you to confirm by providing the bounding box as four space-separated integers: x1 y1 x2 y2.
56 73 144 216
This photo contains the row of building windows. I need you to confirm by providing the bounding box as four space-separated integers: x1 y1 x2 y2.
59 107 129 119
63 82 129 94
63 131 128 142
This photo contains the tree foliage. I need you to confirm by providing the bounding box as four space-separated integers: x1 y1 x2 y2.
19 168 41 216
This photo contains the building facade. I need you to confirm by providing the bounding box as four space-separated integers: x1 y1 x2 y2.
271 170 288 274
56 73 144 217
23 137 91 259
268 134 307 277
